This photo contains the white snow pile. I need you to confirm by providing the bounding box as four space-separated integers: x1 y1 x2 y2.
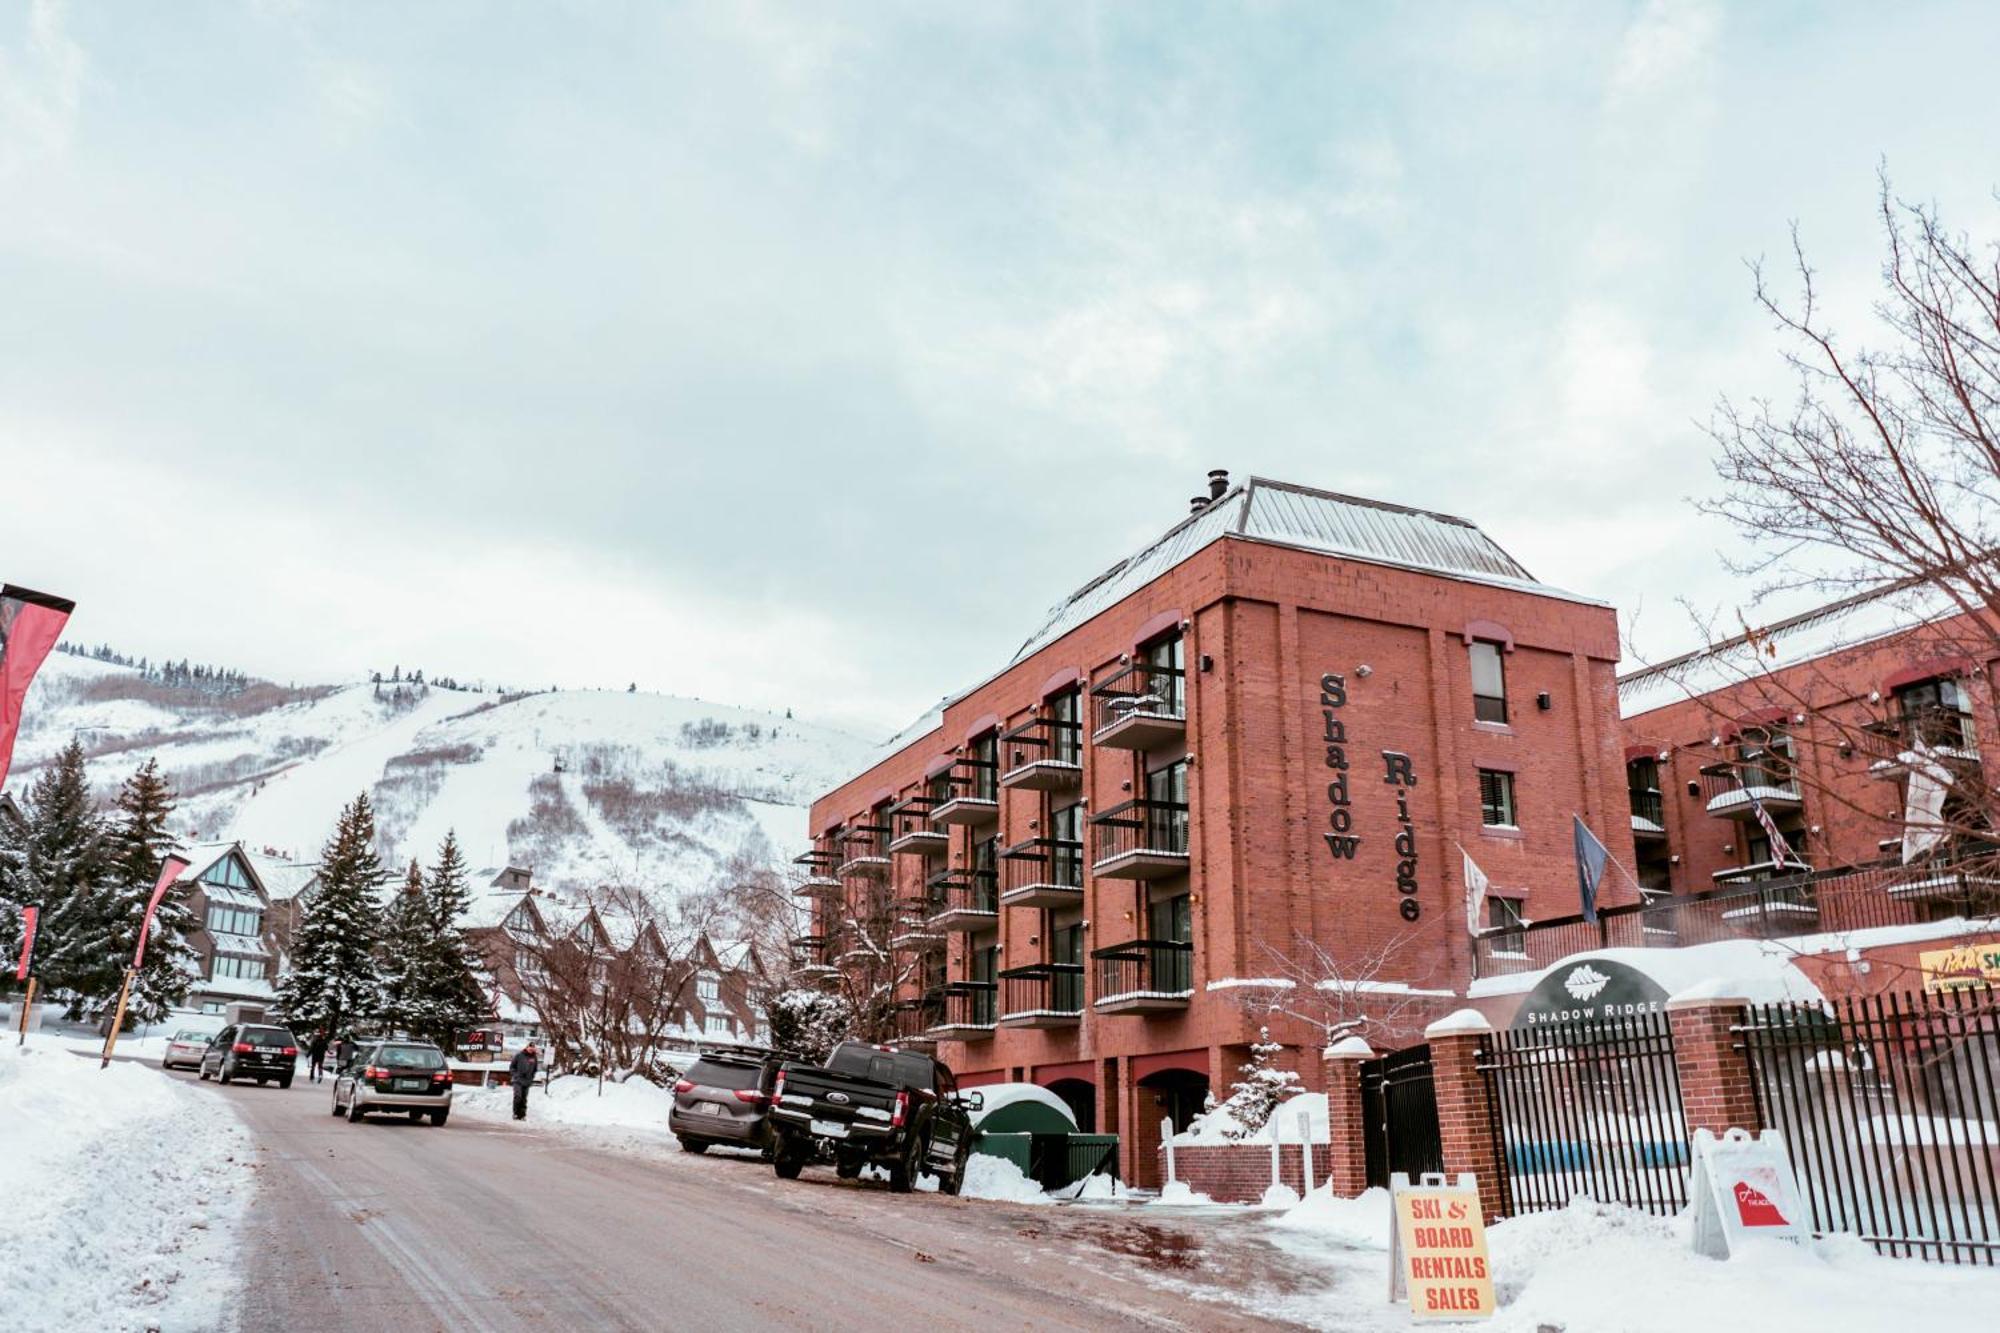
1171 1092 1330 1145
957 1153 1052 1204
0 1046 254 1332
1151 1180 1217 1206
1271 1184 1392 1247
457 1072 675 1130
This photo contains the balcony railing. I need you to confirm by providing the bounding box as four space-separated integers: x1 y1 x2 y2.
887 916 945 952
1860 708 1981 777
999 963 1085 1028
999 837 1085 909
1696 761 1801 817
1090 799 1190 879
923 868 999 931
793 869 844 900
790 934 836 975
1090 662 1187 750
928 981 998 1037
884 795 949 854
1470 856 2000 978
1629 787 1665 839
1091 939 1194 1014
892 996 944 1050
998 716 1084 791
931 760 1000 826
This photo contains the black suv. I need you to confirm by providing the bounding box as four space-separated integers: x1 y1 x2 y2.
198 1024 300 1088
332 1039 455 1125
670 1046 783 1154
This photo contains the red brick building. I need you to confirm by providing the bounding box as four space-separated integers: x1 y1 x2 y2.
803 473 1636 1184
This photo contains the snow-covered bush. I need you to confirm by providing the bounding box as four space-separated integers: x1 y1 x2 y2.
1213 1027 1302 1139
766 987 852 1062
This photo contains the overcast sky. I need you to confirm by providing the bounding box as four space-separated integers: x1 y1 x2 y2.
4 2 1997 737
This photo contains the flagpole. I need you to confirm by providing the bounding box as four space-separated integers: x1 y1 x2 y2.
100 967 136 1069
1573 811 1651 899
16 976 33 1046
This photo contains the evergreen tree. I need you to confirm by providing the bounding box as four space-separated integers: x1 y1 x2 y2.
1215 1027 1303 1139
104 759 198 1024
414 831 490 1050
0 742 118 1013
278 793 386 1038
374 861 428 1036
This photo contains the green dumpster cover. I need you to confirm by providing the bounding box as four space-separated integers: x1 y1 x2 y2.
973 1131 1032 1176
967 1083 1079 1135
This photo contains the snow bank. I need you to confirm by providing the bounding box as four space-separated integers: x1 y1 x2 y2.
457 1072 674 1130
1271 1184 1392 1247
959 1154 1051 1204
0 1046 253 1332
1468 939 1824 1003
1150 1180 1217 1206
1173 1092 1330 1145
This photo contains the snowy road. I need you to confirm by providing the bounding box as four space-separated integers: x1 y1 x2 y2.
187 1070 1336 1331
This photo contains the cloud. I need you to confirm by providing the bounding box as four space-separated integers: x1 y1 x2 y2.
0 0 84 178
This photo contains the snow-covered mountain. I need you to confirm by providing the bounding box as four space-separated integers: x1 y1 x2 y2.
10 650 875 898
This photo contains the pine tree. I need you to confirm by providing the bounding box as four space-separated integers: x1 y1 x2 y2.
0 742 118 1014
278 793 386 1038
105 759 198 1024
413 831 490 1050
1216 1027 1303 1139
374 861 429 1037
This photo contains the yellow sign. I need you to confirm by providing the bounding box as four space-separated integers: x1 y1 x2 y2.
1920 939 2000 993
1389 1175 1495 1322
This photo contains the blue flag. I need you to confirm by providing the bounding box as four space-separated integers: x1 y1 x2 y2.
1573 815 1608 924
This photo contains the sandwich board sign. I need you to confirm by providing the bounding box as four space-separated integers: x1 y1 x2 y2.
1688 1128 1808 1258
1388 1172 1495 1322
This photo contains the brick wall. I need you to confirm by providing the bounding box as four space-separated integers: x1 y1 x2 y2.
1161 1142 1334 1204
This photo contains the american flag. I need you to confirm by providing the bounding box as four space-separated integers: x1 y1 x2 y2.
1748 791 1796 870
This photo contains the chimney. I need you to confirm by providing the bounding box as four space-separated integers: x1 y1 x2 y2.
1207 469 1229 500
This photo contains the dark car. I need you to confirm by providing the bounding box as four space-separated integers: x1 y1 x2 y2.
768 1041 980 1193
670 1046 783 1154
197 1023 300 1087
331 1039 454 1125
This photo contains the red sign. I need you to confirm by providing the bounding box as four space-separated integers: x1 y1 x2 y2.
0 584 76 791
14 904 37 981
132 854 192 970
1734 1178 1792 1228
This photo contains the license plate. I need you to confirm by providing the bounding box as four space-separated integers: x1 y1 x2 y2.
395 1078 425 1091
698 1102 726 1117
809 1118 849 1139
257 1047 280 1054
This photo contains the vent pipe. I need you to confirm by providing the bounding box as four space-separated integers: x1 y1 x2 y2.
1188 496 1209 514
1207 469 1229 500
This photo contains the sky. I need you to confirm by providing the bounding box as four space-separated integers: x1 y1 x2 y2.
4 1 1999 738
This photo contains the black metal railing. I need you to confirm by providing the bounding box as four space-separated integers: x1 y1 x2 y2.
1000 715 1084 769
1001 838 1085 894
840 822 893 854
791 935 832 970
1090 938 1193 1002
1089 799 1190 864
1861 707 1981 760
893 995 945 1045
1090 661 1186 734
1471 856 2000 978
884 794 941 842
936 757 999 805
1742 987 2000 1265
793 846 839 869
999 963 1085 1019
1482 1011 1689 1218
1360 1046 1444 1190
926 867 998 916
1697 760 1800 808
935 981 997 1029
1629 787 1664 826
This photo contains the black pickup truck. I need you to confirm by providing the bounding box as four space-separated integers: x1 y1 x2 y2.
768 1041 982 1193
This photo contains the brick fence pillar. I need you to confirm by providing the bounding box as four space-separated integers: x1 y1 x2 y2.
1425 1009 1504 1224
1665 993 1762 1137
1321 1036 1374 1198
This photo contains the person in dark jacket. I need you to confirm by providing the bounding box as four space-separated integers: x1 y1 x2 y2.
509 1042 540 1120
334 1032 356 1073
307 1030 330 1083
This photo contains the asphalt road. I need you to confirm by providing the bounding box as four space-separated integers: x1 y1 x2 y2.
171 1067 1336 1332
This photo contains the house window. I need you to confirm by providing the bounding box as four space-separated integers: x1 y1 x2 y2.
967 731 999 801
704 1013 730 1037
1145 759 1190 852
211 954 265 981
1893 677 1978 753
697 972 720 1003
1141 633 1187 716
1469 641 1507 723
1626 757 1662 825
1478 769 1517 827
1048 687 1083 764
1486 896 1524 932
206 905 261 937
1735 728 1796 792
1049 803 1083 886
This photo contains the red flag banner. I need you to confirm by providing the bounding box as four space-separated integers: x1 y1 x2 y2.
132 854 192 971
14 904 37 981
0 584 76 791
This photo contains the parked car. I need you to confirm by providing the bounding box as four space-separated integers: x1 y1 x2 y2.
767 1041 981 1193
161 1027 214 1071
331 1039 454 1125
197 1023 300 1087
670 1046 784 1154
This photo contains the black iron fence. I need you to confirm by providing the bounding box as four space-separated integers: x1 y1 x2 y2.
1090 938 1193 1002
1090 661 1186 733
1360 1045 1443 1190
1001 838 1084 894
1000 715 1084 769
1089 798 1190 864
926 868 998 917
1696 760 1799 808
1629 787 1664 826
1481 1012 1690 1218
999 963 1085 1018
1473 857 2000 978
1860 707 1981 761
936 981 997 1030
1740 988 2000 1265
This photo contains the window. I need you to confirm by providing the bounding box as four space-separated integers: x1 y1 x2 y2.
206 905 261 937
1478 769 1517 827
1048 687 1083 764
1626 757 1662 825
1735 728 1796 792
1486 896 1524 932
1469 641 1507 723
1049 803 1083 885
210 954 266 981
703 1013 731 1037
1145 759 1191 852
199 854 252 890
1894 677 1978 752
697 972 720 1003
968 731 999 801
1141 633 1187 716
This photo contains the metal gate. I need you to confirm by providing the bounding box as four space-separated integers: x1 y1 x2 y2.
1360 1044 1443 1189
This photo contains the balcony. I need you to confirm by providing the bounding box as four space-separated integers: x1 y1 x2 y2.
998 716 1084 792
888 918 946 952
924 868 999 932
836 823 893 879
1469 855 2000 979
999 837 1085 909
927 981 998 1039
1091 939 1193 1014
930 760 1000 828
793 871 844 901
892 997 944 1052
885 797 950 855
999 963 1084 1029
1090 799 1190 880
1860 708 1981 780
1697 762 1802 817
1090 662 1186 751
790 934 838 979
1629 788 1666 843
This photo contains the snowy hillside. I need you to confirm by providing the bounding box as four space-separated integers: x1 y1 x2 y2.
8 650 874 899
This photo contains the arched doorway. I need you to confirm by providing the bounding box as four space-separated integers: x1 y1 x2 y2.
1133 1066 1210 1187
1046 1077 1096 1132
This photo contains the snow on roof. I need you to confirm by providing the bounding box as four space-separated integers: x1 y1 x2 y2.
240 849 318 903
712 938 754 972
457 891 532 931
1012 477 1592 664
967 1083 1078 1130
1466 939 1828 1003
1618 579 1955 718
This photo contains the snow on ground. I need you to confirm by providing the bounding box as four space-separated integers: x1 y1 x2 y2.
0 1046 253 1333
455 1071 677 1133
1171 1092 1330 1145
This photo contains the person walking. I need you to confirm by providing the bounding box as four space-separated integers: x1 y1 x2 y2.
508 1041 540 1121
334 1031 356 1075
307 1029 329 1083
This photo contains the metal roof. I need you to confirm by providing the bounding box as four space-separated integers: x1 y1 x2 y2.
1011 476 1579 663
